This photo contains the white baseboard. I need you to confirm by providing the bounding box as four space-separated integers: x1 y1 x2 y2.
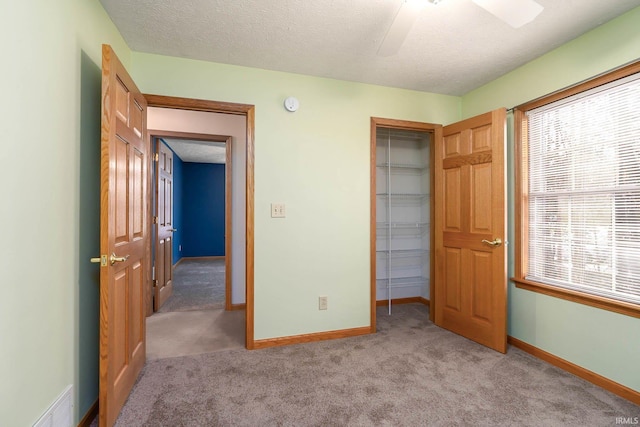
33 385 73 427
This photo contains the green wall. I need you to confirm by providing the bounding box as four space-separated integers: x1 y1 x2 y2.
0 0 130 425
131 53 461 340
462 7 640 118
462 6 640 393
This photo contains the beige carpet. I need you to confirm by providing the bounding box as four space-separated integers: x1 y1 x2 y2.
146 309 245 360
115 304 639 426
158 258 226 313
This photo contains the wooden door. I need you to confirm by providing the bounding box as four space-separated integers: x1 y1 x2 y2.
434 109 507 353
154 139 174 310
99 44 148 426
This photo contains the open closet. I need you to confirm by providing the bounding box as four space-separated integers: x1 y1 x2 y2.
375 126 433 315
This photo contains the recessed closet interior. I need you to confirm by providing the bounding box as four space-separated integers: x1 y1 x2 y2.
375 127 432 314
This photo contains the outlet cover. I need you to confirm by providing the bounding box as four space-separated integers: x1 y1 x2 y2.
319 296 328 310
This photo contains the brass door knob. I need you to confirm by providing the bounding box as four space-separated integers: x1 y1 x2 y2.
481 238 502 247
110 253 130 265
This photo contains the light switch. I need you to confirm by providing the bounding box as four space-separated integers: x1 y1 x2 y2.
271 203 286 218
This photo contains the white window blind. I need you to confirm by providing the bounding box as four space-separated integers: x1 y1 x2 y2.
526 73 640 305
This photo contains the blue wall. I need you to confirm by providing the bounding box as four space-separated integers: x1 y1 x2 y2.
182 162 226 257
171 149 184 264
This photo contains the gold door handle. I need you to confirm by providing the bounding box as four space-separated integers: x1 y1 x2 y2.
481 238 502 247
110 253 130 265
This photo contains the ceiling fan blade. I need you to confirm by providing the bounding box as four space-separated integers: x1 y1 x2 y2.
378 0 426 57
472 0 543 28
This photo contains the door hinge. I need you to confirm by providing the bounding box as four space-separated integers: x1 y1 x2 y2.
153 216 158 224
154 152 159 162
153 279 158 288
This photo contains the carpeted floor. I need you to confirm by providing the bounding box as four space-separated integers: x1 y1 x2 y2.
146 309 245 360
115 304 639 426
147 257 244 358
158 258 226 312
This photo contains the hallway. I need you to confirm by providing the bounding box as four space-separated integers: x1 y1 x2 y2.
146 258 245 360
159 258 227 312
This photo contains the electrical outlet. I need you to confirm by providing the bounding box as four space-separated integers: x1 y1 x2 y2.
179 245 182 252
271 203 286 218
319 296 328 310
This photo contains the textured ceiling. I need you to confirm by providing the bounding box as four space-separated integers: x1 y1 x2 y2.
100 0 639 96
163 138 227 164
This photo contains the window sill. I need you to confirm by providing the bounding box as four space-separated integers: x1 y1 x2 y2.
512 277 640 319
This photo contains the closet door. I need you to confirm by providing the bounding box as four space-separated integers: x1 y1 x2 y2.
434 109 507 353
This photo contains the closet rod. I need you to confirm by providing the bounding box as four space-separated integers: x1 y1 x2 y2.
386 130 392 316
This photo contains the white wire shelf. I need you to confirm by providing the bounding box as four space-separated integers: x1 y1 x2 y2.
376 193 429 200
376 249 429 258
376 162 427 171
376 276 429 288
377 223 430 239
376 222 429 229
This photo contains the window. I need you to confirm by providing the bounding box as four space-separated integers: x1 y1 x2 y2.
514 62 640 317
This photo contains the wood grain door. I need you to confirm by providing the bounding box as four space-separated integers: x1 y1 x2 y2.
154 139 174 311
99 45 148 426
434 109 507 353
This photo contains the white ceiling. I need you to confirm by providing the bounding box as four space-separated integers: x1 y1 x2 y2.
100 0 639 96
163 138 227 164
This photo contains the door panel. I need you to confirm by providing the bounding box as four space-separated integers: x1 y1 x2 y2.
112 270 127 377
471 163 492 232
471 124 492 152
470 250 492 321
115 139 129 243
444 248 462 311
100 44 148 426
444 134 461 157
131 261 144 349
444 169 461 230
133 149 144 237
434 108 507 353
154 139 174 311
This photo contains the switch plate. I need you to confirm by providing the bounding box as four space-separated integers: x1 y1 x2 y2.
271 203 286 218
319 296 328 310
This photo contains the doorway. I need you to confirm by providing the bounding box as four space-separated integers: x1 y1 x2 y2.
370 117 438 331
371 111 508 353
149 131 233 314
145 94 256 350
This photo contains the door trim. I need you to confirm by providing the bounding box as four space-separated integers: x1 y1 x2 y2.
370 117 441 332
145 94 256 349
149 130 234 312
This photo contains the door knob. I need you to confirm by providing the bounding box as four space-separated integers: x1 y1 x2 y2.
481 238 502 247
169 228 178 232
110 253 130 265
